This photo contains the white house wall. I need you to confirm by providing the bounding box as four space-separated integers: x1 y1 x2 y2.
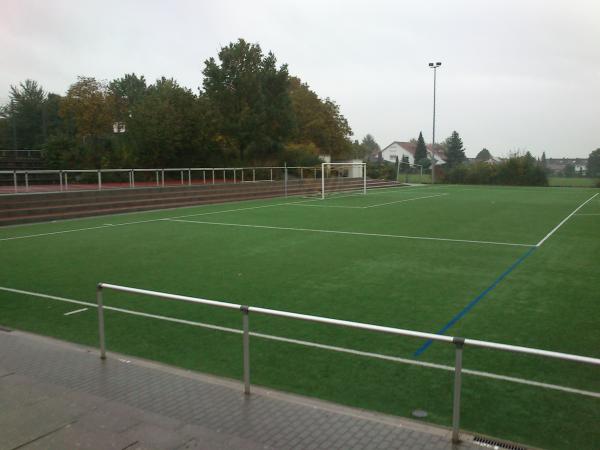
381 144 414 164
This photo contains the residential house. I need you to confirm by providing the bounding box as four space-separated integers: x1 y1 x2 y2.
373 141 446 165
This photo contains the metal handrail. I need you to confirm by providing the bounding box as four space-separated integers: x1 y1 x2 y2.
95 282 600 444
1 165 326 194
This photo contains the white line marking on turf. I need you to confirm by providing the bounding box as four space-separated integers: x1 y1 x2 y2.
536 193 599 247
287 204 363 209
362 193 448 208
288 193 449 209
0 186 437 241
0 199 315 242
0 285 597 399
0 218 164 242
576 213 600 216
64 307 88 316
164 218 535 247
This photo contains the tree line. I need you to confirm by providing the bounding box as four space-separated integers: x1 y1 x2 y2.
0 39 362 169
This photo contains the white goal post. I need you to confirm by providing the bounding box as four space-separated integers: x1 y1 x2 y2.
320 162 367 199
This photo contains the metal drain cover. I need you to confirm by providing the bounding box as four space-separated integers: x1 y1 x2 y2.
411 409 428 418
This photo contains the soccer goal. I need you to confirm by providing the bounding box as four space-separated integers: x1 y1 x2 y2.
320 162 367 199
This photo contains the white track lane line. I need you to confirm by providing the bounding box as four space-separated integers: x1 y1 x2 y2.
536 193 599 247
0 285 597 399
164 218 535 247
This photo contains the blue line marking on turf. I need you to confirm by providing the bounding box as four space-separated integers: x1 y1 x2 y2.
414 246 537 357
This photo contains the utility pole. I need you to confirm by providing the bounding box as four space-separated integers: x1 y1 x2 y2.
429 62 442 183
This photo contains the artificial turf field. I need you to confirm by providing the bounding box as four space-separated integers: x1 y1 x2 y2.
0 184 599 449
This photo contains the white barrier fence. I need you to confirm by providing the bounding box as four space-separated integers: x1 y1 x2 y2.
96 283 600 444
0 166 324 194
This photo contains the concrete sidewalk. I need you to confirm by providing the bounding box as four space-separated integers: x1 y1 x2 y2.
0 328 479 450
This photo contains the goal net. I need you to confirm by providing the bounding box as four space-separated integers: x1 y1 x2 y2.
320 162 366 199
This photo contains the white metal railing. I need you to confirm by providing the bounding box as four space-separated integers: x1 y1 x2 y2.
0 165 326 194
95 283 600 444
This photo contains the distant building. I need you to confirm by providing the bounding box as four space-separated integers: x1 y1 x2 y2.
374 141 446 165
545 158 587 175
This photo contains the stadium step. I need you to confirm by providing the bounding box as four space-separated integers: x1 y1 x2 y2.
0 179 402 226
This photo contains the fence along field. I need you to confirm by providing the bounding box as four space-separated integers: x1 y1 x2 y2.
0 184 599 449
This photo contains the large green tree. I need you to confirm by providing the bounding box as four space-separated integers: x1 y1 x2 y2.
444 131 467 169
59 77 114 167
109 73 148 127
287 77 352 159
202 39 295 163
414 132 428 165
587 149 600 177
127 77 206 167
360 134 379 160
476 148 492 161
7 79 48 149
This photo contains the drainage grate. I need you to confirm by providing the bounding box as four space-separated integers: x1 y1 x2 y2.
473 435 527 450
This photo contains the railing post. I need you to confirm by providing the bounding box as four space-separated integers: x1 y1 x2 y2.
97 284 106 360
270 168 273 182
180 170 184 185
203 170 206 184
156 170 159 186
188 169 192 186
131 169 135 188
242 169 244 183
59 171 63 191
25 171 29 192
13 170 17 193
253 169 256 182
233 168 237 184
241 305 251 395
65 172 69 190
97 170 102 190
212 169 215 184
284 163 288 197
161 169 165 187
452 337 465 444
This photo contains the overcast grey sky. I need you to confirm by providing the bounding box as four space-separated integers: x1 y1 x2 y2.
1 0 599 158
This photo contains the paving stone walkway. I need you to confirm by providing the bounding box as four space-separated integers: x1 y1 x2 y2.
0 329 479 450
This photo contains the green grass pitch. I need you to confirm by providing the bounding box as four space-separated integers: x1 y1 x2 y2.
1 184 599 449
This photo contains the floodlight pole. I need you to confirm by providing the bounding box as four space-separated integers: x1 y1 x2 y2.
429 62 442 184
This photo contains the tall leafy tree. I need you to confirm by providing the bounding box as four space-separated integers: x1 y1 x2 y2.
541 151 547 169
127 77 205 167
109 73 148 127
287 77 352 159
360 134 379 160
59 77 114 167
587 149 600 177
203 39 295 163
414 132 428 164
8 79 47 149
444 131 467 169
476 148 492 161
